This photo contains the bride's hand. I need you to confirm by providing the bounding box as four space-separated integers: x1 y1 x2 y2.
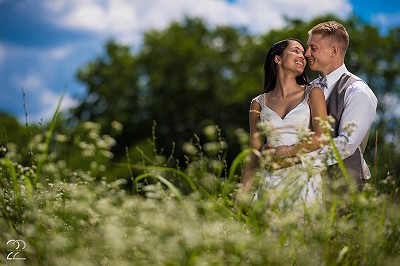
275 145 292 158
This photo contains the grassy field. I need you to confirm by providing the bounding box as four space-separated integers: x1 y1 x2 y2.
1 120 399 266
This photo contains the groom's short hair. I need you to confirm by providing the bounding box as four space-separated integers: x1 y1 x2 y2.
308 21 349 55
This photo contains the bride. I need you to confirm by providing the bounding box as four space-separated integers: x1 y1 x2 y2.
238 38 328 208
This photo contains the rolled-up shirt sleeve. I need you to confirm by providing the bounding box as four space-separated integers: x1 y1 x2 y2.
333 81 378 157
305 80 378 167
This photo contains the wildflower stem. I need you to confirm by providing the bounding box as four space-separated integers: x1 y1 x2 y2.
135 173 182 199
222 148 252 197
327 136 356 196
125 147 135 193
35 91 64 185
123 163 198 192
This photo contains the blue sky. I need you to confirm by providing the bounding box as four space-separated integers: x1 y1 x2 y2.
0 0 399 123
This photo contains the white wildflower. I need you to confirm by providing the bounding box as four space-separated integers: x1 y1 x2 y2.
88 130 99 140
90 161 98 170
297 126 315 143
257 121 279 146
235 128 249 146
342 120 357 137
100 135 116 149
316 116 334 133
154 155 166 165
98 164 106 172
82 149 95 157
209 159 223 171
82 121 100 131
42 163 58 174
57 160 67 169
219 141 228 150
55 134 68 143
100 150 114 159
203 125 218 140
183 142 197 155
204 142 219 155
317 133 330 145
111 120 123 133
103 220 127 252
0 146 7 153
200 173 217 191
36 143 47 152
31 134 44 144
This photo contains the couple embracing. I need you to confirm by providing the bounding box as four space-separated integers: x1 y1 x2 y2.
238 21 378 208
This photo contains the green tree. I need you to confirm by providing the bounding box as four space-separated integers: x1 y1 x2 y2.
73 42 144 154
69 15 399 185
73 17 260 163
137 18 255 155
0 112 41 164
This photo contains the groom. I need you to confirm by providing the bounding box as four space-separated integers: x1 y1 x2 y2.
305 21 378 189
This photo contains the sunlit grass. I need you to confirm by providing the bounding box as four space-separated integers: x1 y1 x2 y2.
1 120 399 265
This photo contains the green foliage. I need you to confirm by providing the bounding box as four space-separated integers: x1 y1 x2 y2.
1 120 400 265
68 16 400 184
369 130 400 199
73 41 143 155
0 112 41 165
1 15 400 264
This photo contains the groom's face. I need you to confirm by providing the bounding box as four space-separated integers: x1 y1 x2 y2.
305 34 332 76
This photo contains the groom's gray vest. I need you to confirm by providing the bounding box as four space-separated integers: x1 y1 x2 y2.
326 73 366 189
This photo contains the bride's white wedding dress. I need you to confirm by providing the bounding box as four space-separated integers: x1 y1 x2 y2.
252 86 323 209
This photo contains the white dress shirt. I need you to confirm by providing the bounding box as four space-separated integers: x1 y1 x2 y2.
307 64 378 171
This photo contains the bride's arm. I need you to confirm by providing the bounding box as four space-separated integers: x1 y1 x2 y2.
275 87 328 157
240 100 264 192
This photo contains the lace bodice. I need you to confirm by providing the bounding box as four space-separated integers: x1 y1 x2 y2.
252 86 314 146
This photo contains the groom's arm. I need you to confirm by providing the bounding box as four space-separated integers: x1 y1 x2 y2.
313 81 378 166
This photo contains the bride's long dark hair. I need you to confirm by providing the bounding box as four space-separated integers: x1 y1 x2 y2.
263 38 309 93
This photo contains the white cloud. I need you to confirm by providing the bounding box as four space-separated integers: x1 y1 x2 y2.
5 0 357 123
3 43 72 66
40 0 353 45
19 74 43 93
37 90 79 122
371 12 400 30
47 46 73 59
235 0 352 31
17 74 79 123
2 41 95 122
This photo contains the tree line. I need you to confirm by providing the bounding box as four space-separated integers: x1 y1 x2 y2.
1 14 399 191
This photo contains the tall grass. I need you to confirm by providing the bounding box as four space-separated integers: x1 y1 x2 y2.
1 120 400 265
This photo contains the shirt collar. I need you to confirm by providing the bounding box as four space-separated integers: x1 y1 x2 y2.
323 64 348 89
317 64 348 99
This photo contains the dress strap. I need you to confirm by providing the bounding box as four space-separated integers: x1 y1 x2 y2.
252 93 266 107
304 85 322 102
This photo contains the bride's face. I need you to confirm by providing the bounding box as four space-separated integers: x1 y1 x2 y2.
277 40 306 75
